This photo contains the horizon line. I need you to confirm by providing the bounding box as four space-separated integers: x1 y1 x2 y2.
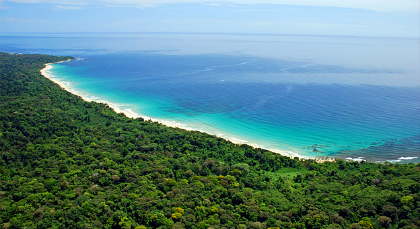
1 31 419 39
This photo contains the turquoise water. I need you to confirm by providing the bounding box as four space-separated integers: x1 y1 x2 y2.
1 33 419 162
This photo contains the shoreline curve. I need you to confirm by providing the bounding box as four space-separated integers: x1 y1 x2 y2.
41 60 334 163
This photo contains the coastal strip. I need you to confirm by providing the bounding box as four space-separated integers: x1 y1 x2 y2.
41 61 328 162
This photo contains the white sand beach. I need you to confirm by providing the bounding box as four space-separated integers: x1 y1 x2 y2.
41 61 320 161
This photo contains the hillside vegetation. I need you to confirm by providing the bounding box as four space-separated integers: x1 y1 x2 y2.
0 52 419 229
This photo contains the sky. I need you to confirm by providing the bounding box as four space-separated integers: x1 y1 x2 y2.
0 0 419 37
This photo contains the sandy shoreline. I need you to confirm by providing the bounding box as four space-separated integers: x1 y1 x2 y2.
41 61 332 162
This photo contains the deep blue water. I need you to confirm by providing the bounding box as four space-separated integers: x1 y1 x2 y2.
1 33 419 162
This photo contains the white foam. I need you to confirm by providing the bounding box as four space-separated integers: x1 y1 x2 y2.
398 157 418 160
345 157 365 162
269 148 305 159
386 156 418 163
387 160 401 163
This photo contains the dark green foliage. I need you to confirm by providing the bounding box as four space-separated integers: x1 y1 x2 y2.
0 52 419 228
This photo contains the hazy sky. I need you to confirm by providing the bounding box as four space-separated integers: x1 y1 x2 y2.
0 0 419 37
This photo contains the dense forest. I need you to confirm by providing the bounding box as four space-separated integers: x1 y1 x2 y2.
0 52 419 229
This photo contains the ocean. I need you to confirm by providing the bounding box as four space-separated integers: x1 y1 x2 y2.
1 33 419 163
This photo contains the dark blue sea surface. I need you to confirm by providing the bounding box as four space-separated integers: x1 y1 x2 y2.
1 33 419 162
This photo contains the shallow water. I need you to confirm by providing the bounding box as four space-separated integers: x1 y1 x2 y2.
1 33 419 162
